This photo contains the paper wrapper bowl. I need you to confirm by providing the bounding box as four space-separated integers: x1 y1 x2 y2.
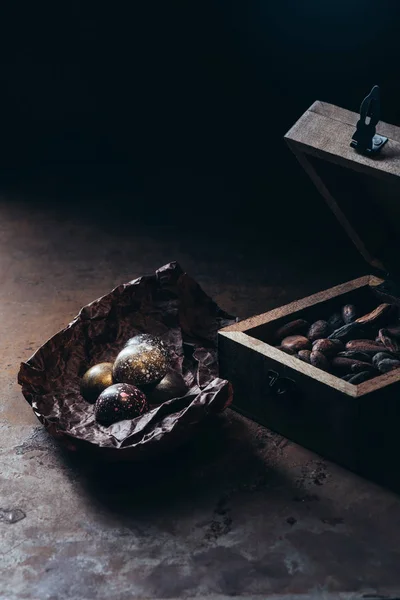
17 262 235 461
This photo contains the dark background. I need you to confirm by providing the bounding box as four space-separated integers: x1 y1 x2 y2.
0 1 399 242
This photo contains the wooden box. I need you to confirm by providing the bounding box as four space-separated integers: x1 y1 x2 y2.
218 101 400 489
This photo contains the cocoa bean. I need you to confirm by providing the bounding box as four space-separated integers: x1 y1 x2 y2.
345 340 385 354
297 349 311 364
307 320 330 342
348 371 374 384
328 312 344 330
355 303 393 326
342 304 357 324
350 361 377 374
341 374 354 381
331 339 345 351
310 350 330 372
372 352 396 368
332 357 376 375
377 358 400 374
328 322 361 341
274 319 310 342
277 345 295 356
281 335 311 352
378 328 400 355
312 338 344 357
385 325 400 339
331 357 358 374
337 350 372 362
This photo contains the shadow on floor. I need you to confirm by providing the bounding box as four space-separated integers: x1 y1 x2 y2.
61 413 299 522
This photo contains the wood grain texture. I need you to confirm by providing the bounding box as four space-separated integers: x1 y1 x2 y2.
218 330 366 473
357 366 400 396
310 100 400 143
285 108 400 183
220 330 357 396
369 275 385 287
220 275 372 333
285 101 400 273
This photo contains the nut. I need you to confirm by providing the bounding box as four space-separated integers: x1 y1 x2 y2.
355 303 393 326
297 349 312 364
328 322 361 341
377 358 400 374
342 304 357 324
345 340 385 354
378 328 400 355
310 350 330 372
277 345 296 356
328 312 344 330
348 371 374 384
331 357 358 374
274 319 310 343
372 352 396 368
337 350 372 362
385 325 400 339
307 320 330 342
332 357 375 374
350 361 377 374
341 373 354 381
281 335 311 352
312 338 344 357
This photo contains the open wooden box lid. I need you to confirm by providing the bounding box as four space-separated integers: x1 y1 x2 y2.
284 100 400 280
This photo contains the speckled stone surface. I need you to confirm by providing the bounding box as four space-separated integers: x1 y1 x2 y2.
2 189 400 599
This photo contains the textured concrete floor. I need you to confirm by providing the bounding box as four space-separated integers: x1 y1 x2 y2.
2 189 400 599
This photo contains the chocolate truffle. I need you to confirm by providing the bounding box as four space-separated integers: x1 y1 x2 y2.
124 333 169 359
145 370 188 404
113 341 169 387
80 362 114 404
94 383 149 426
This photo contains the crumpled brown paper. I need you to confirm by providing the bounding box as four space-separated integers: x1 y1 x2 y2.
18 262 236 460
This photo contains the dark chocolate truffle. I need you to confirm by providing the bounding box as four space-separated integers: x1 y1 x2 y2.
113 342 169 386
80 362 114 404
94 383 149 426
145 370 188 404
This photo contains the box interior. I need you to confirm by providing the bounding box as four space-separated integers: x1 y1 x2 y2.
244 281 400 391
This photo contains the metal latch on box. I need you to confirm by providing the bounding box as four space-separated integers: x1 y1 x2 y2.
350 85 388 155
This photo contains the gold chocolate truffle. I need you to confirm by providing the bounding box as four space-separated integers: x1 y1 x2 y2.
113 342 168 387
80 362 114 404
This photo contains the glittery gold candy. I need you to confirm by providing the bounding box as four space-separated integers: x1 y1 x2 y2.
80 362 114 404
113 341 169 387
94 383 149 427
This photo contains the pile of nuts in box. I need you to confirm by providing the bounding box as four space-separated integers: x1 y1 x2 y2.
273 303 400 384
